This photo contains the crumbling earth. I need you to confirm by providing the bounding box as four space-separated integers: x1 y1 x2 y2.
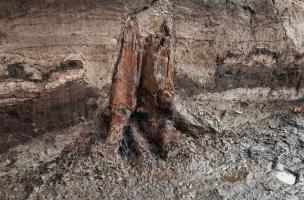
1 99 304 200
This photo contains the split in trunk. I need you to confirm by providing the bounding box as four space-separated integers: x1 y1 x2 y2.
99 19 217 159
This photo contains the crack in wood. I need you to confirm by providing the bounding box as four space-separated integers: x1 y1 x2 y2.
99 18 216 159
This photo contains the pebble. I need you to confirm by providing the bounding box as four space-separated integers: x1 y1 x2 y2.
275 171 296 185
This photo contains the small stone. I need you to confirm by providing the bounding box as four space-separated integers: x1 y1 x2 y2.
189 147 196 153
293 106 302 113
275 171 296 185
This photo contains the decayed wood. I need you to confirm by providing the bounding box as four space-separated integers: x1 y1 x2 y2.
101 22 142 155
100 20 216 158
135 23 179 157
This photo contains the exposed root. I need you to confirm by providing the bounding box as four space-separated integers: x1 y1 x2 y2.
171 100 219 138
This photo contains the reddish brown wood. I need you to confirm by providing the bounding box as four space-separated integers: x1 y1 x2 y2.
100 21 213 158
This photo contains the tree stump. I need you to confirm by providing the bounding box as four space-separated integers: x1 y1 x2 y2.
99 18 217 159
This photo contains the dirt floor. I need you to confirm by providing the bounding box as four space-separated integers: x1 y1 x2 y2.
1 96 304 200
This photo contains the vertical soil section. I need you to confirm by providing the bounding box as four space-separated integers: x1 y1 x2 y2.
0 61 100 154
